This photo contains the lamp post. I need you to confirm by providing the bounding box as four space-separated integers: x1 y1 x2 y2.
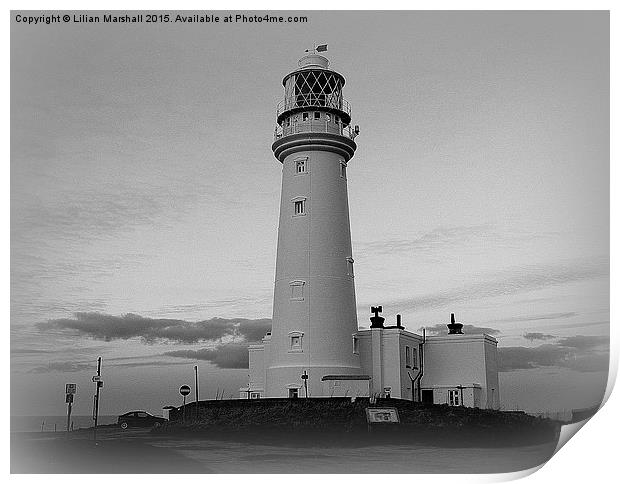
301 370 309 399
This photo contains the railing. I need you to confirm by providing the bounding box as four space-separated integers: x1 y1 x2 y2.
273 120 358 142
276 95 351 119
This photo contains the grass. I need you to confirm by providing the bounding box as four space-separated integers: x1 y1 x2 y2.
159 397 560 448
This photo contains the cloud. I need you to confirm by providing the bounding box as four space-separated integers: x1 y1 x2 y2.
38 312 272 345
556 335 608 350
523 332 556 341
164 345 250 369
28 361 95 374
383 258 608 313
354 225 492 257
499 335 609 373
422 323 500 336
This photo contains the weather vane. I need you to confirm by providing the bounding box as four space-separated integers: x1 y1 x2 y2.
304 43 328 54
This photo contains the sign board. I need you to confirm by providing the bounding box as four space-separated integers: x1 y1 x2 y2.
365 407 400 424
92 375 101 382
97 381 104 388
179 385 191 396
65 393 74 404
65 383 77 394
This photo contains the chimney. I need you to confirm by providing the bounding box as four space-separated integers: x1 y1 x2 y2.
370 306 385 328
396 314 402 328
447 312 464 334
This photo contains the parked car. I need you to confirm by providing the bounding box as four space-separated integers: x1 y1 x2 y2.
117 411 166 430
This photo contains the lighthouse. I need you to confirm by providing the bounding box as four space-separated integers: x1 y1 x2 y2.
262 49 363 398
243 48 499 407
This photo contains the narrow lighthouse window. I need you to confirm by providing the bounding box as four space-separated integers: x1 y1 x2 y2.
290 280 305 301
314 111 321 120
294 200 305 215
302 112 309 121
405 346 411 368
340 160 347 179
294 157 308 174
289 331 304 352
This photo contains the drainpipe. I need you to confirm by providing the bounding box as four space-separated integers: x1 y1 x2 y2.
409 328 426 402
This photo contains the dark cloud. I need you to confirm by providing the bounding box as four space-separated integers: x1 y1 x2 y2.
164 345 250 369
499 335 609 373
38 312 271 345
422 323 500 336
523 332 556 342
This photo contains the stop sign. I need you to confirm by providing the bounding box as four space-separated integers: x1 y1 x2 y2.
179 385 191 396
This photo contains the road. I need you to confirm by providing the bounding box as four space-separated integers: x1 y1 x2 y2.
11 425 558 474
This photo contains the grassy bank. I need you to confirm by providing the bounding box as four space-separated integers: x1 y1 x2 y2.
160 397 560 447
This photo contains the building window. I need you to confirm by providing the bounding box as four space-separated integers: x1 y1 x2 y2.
449 389 461 406
290 280 305 301
289 388 299 399
250 392 261 399
340 161 347 179
326 114 331 122
346 257 354 277
289 331 304 352
286 118 291 127
302 112 309 121
314 111 320 120
335 115 340 124
294 157 308 174
353 336 359 354
294 200 305 216
412 348 418 369
405 346 411 368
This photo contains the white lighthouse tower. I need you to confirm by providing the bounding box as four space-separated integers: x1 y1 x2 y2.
264 50 363 398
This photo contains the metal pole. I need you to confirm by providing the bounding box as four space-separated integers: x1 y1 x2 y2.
93 357 101 442
66 398 73 433
183 395 186 424
194 365 199 421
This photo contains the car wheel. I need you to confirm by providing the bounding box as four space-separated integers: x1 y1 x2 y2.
120 421 128 430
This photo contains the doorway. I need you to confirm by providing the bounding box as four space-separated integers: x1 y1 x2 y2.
289 388 299 399
421 389 434 404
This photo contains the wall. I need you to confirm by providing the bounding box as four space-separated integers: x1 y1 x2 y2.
422 334 498 409
321 379 370 397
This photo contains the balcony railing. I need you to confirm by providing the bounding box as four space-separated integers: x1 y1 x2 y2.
273 120 358 142
276 95 351 119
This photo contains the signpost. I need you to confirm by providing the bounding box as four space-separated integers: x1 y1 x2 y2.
92 357 103 442
65 383 76 433
179 385 191 423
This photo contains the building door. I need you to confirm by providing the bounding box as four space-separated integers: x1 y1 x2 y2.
289 388 299 399
421 390 434 404
448 389 461 406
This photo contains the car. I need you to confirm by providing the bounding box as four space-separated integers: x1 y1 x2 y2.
117 410 167 430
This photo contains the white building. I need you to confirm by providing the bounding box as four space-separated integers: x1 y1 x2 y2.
242 51 499 409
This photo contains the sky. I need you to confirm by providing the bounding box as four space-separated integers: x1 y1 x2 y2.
10 10 609 417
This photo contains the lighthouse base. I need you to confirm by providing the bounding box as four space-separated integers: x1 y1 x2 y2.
265 366 368 399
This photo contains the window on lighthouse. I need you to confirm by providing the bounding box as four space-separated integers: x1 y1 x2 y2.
295 159 306 174
289 331 304 352
294 200 305 215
